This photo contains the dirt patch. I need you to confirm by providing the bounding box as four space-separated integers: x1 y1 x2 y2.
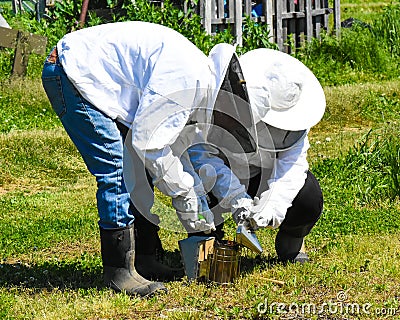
0 179 49 196
0 187 8 196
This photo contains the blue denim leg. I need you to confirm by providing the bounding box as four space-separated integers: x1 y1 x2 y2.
41 54 134 229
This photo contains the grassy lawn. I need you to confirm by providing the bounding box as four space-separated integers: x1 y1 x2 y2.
0 78 399 319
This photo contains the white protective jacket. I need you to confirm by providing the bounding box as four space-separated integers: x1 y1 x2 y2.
57 21 233 216
188 127 310 229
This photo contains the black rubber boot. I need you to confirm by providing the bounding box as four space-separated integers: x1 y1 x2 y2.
100 224 167 297
134 214 184 281
275 230 309 264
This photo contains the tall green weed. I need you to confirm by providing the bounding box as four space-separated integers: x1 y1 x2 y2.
238 16 278 55
313 125 400 205
295 4 400 86
310 124 400 237
373 4 400 57
296 27 394 86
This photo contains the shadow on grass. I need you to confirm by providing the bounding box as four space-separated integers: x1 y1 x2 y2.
240 254 281 276
0 258 103 290
0 250 184 291
0 250 284 291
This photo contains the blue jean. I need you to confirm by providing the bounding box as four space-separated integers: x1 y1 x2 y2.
41 49 134 229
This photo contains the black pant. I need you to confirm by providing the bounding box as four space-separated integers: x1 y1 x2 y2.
248 170 323 238
201 170 323 240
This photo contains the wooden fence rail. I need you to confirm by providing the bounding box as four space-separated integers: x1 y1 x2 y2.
183 0 341 52
0 26 47 76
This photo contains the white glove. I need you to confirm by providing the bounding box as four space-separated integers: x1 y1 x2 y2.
231 193 253 224
191 199 216 234
172 190 216 233
172 188 199 221
249 195 274 229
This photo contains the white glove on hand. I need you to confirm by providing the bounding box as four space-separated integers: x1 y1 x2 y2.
231 193 253 224
172 188 199 221
190 196 216 234
172 190 215 233
249 195 274 229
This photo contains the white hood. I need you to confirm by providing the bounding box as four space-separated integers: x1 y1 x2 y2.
239 48 326 131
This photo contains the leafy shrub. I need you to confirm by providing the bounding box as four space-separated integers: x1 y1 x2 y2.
121 0 278 53
120 0 227 54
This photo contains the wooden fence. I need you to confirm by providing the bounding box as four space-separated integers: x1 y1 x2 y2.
11 0 48 20
183 0 341 52
0 26 47 76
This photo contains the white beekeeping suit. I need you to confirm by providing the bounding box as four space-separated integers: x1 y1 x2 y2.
57 21 236 232
188 48 326 230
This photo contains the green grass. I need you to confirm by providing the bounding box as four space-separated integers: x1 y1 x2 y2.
341 3 390 23
0 77 399 319
341 0 397 19
0 79 60 132
0 234 399 319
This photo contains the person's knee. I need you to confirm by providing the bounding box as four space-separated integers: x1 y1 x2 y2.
279 171 323 238
279 222 317 238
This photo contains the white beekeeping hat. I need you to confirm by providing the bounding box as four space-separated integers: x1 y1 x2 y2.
239 48 326 131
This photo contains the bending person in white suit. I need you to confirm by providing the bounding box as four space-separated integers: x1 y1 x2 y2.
188 48 325 263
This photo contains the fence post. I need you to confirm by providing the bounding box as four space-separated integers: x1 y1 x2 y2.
244 0 251 16
323 0 330 31
288 0 296 50
79 0 90 28
275 0 283 50
334 0 341 38
305 0 313 42
203 0 212 34
314 0 321 39
35 0 46 21
234 0 242 46
297 0 305 45
13 30 31 76
264 0 273 43
12 0 22 14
